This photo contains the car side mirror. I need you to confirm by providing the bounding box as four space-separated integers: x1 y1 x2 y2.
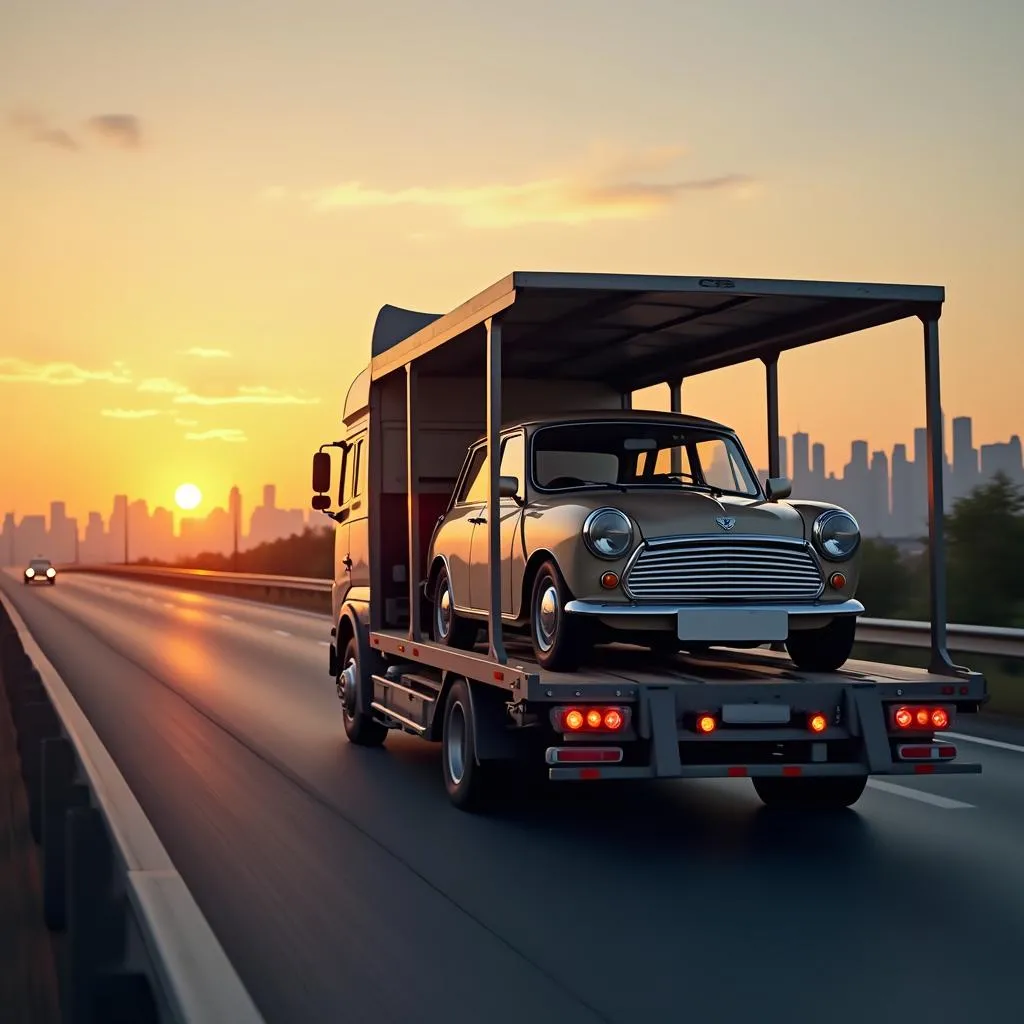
499 475 520 499
311 494 331 511
765 476 792 501
312 451 331 494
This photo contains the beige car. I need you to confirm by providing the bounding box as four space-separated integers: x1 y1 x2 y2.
425 410 864 673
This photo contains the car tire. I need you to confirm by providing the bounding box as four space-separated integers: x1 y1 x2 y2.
785 615 856 672
430 564 479 650
338 636 387 747
529 559 587 672
752 774 867 809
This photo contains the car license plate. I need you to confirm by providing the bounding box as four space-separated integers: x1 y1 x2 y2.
677 608 788 643
722 703 792 725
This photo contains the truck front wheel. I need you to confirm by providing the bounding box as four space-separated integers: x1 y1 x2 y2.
338 637 387 747
785 615 856 672
752 774 867 809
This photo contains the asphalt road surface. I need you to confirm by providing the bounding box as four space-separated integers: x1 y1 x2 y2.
3 570 1023 1024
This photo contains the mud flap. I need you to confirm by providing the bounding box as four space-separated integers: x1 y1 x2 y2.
647 688 683 777
850 686 894 772
465 681 519 763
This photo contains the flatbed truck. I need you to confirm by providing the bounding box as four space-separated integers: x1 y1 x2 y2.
310 272 987 811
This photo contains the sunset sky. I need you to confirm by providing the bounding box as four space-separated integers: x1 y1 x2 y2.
2 0 1022 527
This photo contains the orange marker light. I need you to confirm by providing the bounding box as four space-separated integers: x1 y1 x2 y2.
931 708 949 729
586 708 603 728
808 712 828 734
565 709 584 731
915 708 930 727
600 572 620 589
604 709 623 730
829 572 847 589
697 714 717 734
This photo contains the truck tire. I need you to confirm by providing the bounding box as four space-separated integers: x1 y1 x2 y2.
338 636 387 747
752 774 867 809
530 559 587 672
441 679 503 811
784 615 856 672
431 565 479 650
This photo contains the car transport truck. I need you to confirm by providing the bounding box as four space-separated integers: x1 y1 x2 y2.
310 271 987 811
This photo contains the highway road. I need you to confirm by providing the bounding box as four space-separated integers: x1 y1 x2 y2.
3 570 1023 1024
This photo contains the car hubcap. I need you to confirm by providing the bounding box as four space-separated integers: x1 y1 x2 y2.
436 581 452 639
536 582 560 652
446 701 467 784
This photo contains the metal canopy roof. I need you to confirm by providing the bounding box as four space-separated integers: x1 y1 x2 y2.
369 271 943 392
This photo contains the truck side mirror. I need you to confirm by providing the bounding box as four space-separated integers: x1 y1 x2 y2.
311 495 331 511
312 451 331 493
765 476 792 501
499 475 520 499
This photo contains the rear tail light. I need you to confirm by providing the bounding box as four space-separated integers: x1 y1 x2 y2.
807 712 828 734
546 747 623 764
551 705 630 733
897 744 957 761
696 714 717 734
890 705 952 731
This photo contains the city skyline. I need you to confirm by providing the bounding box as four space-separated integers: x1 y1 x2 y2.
3 413 1020 568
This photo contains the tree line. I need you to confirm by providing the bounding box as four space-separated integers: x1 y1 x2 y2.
139 472 1024 629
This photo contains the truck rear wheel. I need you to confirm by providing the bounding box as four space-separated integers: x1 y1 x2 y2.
339 637 387 747
752 774 867 809
785 615 856 672
442 680 503 811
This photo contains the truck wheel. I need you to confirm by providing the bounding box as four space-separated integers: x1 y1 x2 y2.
338 637 387 747
431 565 479 650
784 616 856 672
530 560 586 672
752 775 867 809
442 680 503 811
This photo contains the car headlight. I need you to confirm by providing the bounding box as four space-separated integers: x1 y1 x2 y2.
582 507 633 560
25 568 34 577
812 509 860 561
46 568 56 577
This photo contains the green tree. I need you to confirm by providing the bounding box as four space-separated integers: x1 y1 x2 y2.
944 472 1024 627
856 538 915 618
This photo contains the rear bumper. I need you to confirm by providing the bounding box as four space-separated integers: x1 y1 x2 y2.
548 761 982 781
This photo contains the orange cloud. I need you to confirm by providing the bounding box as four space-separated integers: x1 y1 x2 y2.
0 357 131 385
85 114 144 149
138 377 188 394
6 109 78 151
303 145 756 228
173 386 320 407
101 408 161 419
183 347 232 359
184 428 247 443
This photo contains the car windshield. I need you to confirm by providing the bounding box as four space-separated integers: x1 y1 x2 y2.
531 421 761 497
29 560 51 570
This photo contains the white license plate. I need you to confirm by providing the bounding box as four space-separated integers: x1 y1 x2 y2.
677 608 788 643
722 703 792 725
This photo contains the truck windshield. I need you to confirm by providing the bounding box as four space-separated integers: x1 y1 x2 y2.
531 421 760 497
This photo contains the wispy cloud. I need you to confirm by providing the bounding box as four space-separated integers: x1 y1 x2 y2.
301 145 756 228
0 358 131 386
185 428 247 443
174 417 199 426
85 114 143 149
6 109 78 151
101 408 161 419
138 377 188 394
182 347 232 359
174 385 320 406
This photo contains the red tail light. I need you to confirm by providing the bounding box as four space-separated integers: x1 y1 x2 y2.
890 705 953 731
807 712 828 734
551 705 630 733
696 714 717 734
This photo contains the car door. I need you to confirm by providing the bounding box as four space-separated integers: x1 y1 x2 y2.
468 431 526 616
442 444 487 612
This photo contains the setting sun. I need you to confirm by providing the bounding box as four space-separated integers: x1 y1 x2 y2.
174 483 202 511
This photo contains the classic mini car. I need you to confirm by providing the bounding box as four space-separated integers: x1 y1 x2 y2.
24 556 57 585
425 411 863 673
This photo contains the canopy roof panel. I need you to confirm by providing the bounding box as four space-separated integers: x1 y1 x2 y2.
369 271 943 391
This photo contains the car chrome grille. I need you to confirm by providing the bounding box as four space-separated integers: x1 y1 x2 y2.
623 537 824 602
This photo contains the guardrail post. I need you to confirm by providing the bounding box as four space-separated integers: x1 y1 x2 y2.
42 737 89 931
15 698 62 844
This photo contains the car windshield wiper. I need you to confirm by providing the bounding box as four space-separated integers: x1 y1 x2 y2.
647 476 726 498
562 479 630 493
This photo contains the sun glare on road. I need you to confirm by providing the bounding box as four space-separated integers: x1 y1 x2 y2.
174 483 202 510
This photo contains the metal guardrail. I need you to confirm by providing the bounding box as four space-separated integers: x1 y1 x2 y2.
0 592 265 1023
54 563 1024 660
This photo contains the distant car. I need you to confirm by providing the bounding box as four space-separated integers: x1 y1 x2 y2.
24 557 57 585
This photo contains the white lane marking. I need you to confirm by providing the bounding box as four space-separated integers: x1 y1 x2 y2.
318 641 331 647
221 614 234 621
867 779 974 809
273 629 291 637
938 731 1024 755
163 602 174 609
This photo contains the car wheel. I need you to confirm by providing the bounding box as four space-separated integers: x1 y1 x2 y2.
785 615 856 672
431 565 479 650
530 559 586 672
338 636 387 746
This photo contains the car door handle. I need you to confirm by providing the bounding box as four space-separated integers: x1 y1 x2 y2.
343 556 353 571
468 517 486 525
